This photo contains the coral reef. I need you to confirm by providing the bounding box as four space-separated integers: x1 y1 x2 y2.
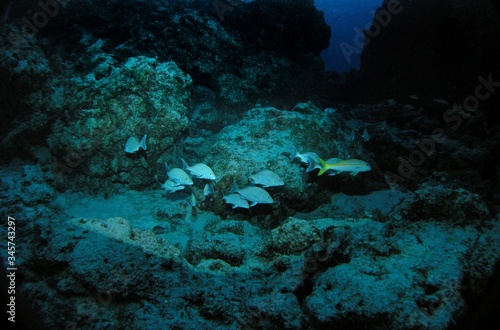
45 54 192 191
0 0 499 329
1 175 497 328
181 103 385 221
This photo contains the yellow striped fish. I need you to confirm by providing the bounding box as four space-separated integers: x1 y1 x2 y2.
317 158 371 176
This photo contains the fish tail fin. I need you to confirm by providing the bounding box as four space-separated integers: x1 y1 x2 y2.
306 160 319 172
164 162 170 173
208 182 215 195
140 134 147 150
230 178 239 194
317 158 329 176
289 146 299 160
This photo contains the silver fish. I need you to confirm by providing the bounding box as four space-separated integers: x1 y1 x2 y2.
230 179 273 207
203 183 215 197
160 179 185 193
433 98 449 106
289 147 321 172
165 162 193 186
361 127 371 142
124 134 147 153
181 159 216 180
248 169 284 188
223 193 250 209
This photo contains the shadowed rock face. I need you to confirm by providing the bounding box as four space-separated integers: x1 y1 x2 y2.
4 0 329 108
354 0 500 122
222 0 331 56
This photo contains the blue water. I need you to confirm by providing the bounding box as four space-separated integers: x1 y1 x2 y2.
315 0 384 72
243 0 383 72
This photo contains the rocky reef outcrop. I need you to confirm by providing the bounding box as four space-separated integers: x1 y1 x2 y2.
45 54 192 192
0 0 331 193
179 102 386 221
1 162 498 329
2 0 330 112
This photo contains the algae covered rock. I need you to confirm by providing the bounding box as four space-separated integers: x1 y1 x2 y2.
0 161 55 221
46 55 192 192
192 103 377 216
393 183 491 225
302 218 500 329
0 24 55 151
270 217 321 255
184 220 262 267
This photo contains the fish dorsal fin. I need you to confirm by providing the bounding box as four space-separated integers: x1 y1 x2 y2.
229 178 239 194
326 158 341 164
181 158 189 170
246 167 252 183
290 146 298 159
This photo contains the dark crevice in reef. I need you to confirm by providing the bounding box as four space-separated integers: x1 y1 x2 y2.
325 0 500 124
